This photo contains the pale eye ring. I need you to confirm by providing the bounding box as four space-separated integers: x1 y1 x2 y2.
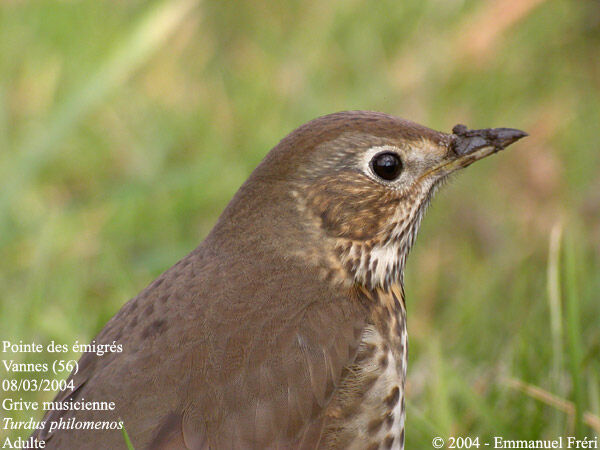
370 151 403 181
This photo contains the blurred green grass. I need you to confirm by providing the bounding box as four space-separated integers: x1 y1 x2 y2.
1 0 599 446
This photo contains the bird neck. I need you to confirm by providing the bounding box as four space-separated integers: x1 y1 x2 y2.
335 218 422 291
333 185 433 291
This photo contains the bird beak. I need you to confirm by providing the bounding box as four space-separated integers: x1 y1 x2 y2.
441 124 528 172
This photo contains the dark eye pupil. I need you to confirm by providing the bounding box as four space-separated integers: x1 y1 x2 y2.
371 152 402 180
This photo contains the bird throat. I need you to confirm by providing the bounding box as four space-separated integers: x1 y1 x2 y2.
335 202 426 292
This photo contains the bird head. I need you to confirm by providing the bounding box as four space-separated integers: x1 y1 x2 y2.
210 111 526 292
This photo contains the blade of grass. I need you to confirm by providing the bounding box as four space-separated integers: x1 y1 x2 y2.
429 337 453 436
589 370 600 424
547 222 564 432
121 423 135 450
0 87 8 153
564 233 585 436
504 377 600 432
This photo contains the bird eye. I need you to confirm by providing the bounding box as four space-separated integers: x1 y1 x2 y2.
370 152 403 181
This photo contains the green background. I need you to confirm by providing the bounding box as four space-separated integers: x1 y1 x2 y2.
1 0 599 446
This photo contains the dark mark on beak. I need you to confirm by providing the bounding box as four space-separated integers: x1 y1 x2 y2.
451 124 528 157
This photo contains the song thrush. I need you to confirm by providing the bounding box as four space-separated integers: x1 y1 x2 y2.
33 111 526 449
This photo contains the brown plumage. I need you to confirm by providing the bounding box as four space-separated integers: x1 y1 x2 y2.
33 111 526 449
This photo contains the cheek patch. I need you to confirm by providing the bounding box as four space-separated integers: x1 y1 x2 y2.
305 173 399 240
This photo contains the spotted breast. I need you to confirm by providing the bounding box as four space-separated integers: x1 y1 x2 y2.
321 284 407 450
